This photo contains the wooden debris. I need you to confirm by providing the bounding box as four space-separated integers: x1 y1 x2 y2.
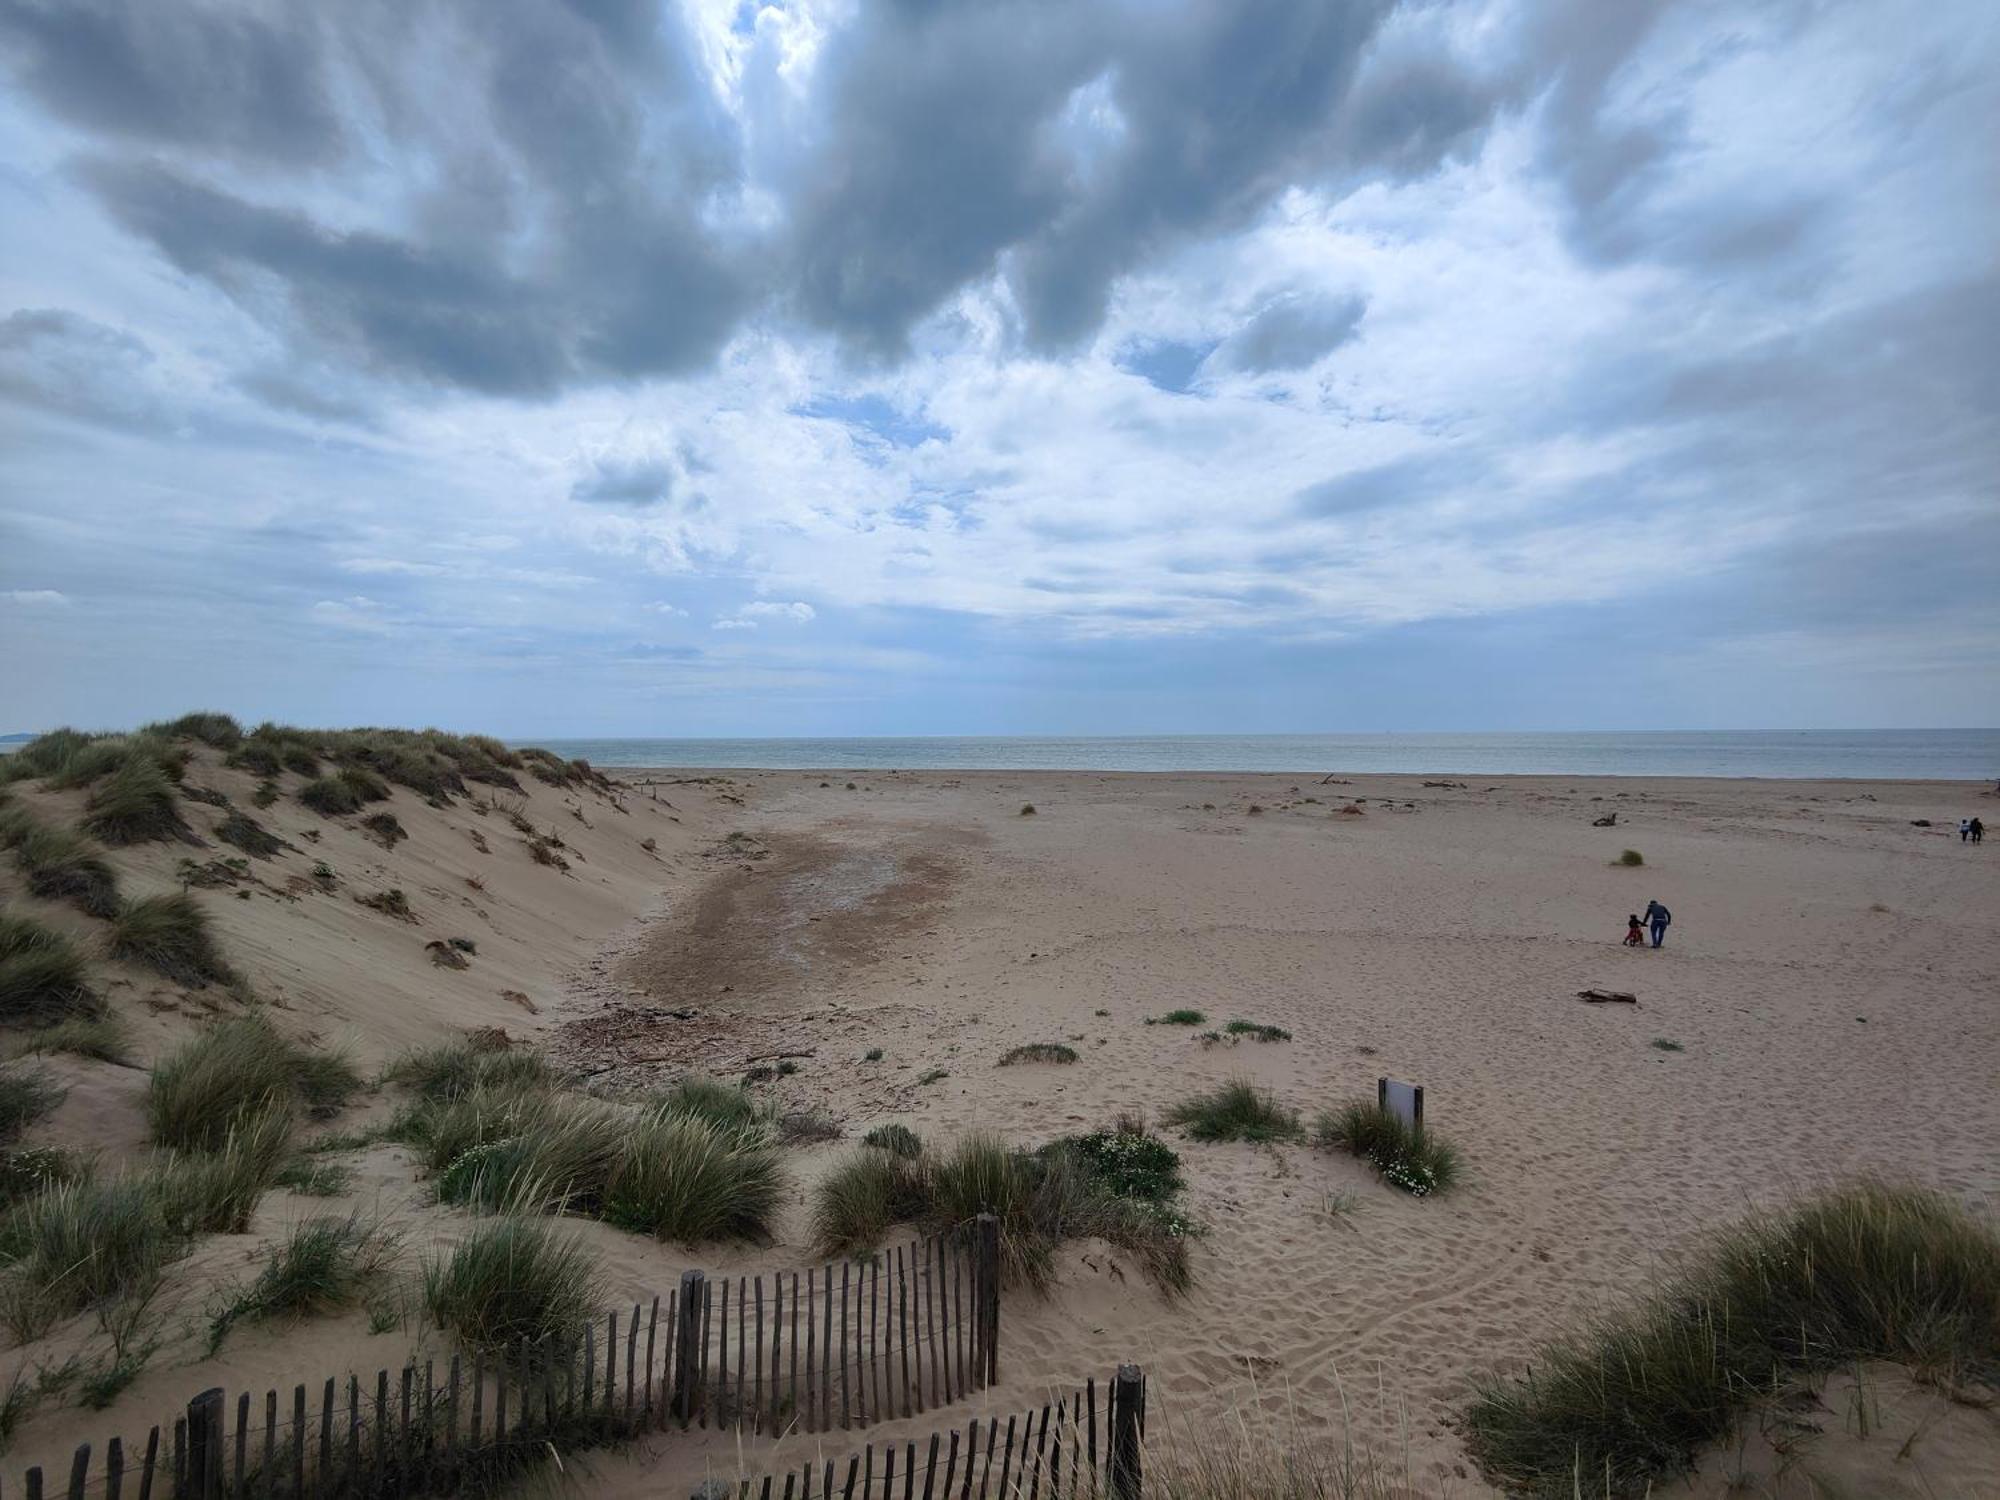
1576 988 1638 1004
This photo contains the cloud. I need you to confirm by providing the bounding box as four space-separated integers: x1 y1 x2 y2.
0 307 163 425
1215 292 1367 372
2 589 70 607
713 601 816 631
571 455 679 508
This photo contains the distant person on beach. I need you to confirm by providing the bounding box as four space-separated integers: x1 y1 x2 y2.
1963 818 1973 842
1624 914 1646 947
1974 817 1985 844
1643 899 1671 948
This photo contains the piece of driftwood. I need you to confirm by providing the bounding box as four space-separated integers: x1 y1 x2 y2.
1576 988 1638 1004
1592 813 1618 826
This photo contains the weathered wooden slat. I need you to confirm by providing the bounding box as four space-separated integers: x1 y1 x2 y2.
318 1378 334 1493
189 1388 224 1500
105 1435 125 1500
920 1432 941 1500
822 1262 836 1432
941 1427 960 1500
24 1465 43 1500
583 1316 597 1415
604 1309 619 1423
841 1453 860 1500
895 1245 914 1418
699 1276 714 1430
493 1352 509 1451
840 1260 853 1431
136 1426 160 1500
1108 1365 1141 1500
291 1385 305 1500
804 1266 817 1433
673 1269 704 1427
371 1369 389 1492
869 1255 882 1424
716 1277 730 1424
926 1239 944 1410
470 1355 486 1451
232 1390 248 1499
63 1442 88 1500
626 1301 640 1429
423 1360 437 1486
643 1296 660 1427
788 1271 800 1432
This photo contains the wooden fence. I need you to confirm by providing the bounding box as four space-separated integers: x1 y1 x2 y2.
11 1220 1001 1500
728 1365 1147 1500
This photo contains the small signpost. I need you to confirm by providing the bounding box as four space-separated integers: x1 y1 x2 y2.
1378 1076 1424 1128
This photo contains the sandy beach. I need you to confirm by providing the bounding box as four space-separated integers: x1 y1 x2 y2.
4 754 1998 1497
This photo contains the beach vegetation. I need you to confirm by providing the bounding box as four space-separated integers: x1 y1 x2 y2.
215 809 286 858
83 756 191 845
147 1015 360 1151
110 892 236 987
1148 1009 1208 1026
601 1108 785 1242
422 1217 599 1353
917 1068 949 1086
151 1108 295 1234
998 1042 1078 1065
276 1158 353 1195
1314 1102 1460 1197
778 1109 841 1144
1651 1037 1684 1052
2 813 123 918
384 1037 555 1104
0 914 101 1023
652 1076 766 1132
146 712 242 750
1165 1081 1301 1144
0 1145 85 1211
10 1013 131 1065
208 1213 398 1353
1463 1180 2000 1498
861 1123 922 1158
0 1177 175 1341
1223 1019 1292 1042
356 887 414 920
864 1047 885 1061
0 1066 64 1143
1616 848 1644 866
224 740 285 778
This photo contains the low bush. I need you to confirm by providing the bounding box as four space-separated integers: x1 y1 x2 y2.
1054 1127 1184 1203
1148 1009 1207 1026
147 1015 360 1151
251 779 281 808
1463 1181 2000 1497
110 892 235 987
1314 1102 1459 1197
362 812 406 848
0 1066 64 1144
1223 1019 1292 1042
423 1217 599 1353
1164 1081 1300 1144
0 914 101 1023
356 888 413 920
298 767 389 816
224 741 285 778
1616 848 1644 867
862 1123 922 1158
83 756 191 845
0 1145 85 1210
778 1109 841 1144
3 815 122 918
998 1042 1078 1065
208 1213 397 1352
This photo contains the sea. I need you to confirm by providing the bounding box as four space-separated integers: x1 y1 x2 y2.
523 730 2000 781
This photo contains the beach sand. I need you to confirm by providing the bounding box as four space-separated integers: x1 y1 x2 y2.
4 759 1997 1496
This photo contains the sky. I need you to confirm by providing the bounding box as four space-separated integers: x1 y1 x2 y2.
1 0 1996 739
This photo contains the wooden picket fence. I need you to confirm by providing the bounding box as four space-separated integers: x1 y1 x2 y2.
729 1365 1147 1500
10 1220 1001 1500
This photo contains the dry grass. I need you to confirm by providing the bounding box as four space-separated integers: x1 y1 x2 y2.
1 812 122 918
147 1015 360 1150
110 892 236 987
83 756 192 845
0 914 101 1023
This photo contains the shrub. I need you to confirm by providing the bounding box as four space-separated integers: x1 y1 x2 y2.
1314 1102 1459 1197
385 1039 554 1104
998 1042 1078 1065
12 1013 131 1065
281 745 321 777
778 1110 841 1144
251 779 280 808
0 1145 84 1210
1164 1081 1301 1144
861 1123 922 1158
863 1047 884 1062
0 914 101 1023
47 734 176 790
1223 1020 1292 1042
812 1148 933 1257
1019 804 1036 816
111 892 235 987
1651 1037 1685 1052
83 756 191 845
224 741 285 778
423 1217 599 1353
0 1066 64 1144
1463 1181 2000 1497
362 812 406 848
149 712 242 750
152 1110 294 1234
1055 1128 1184 1203
2 728 95 782
298 767 388 816
4 816 122 918
216 810 287 859
602 1108 785 1243
208 1214 397 1352
0 1177 173 1340
147 1015 359 1150
1616 848 1644 866
356 888 413 920
1149 1009 1207 1026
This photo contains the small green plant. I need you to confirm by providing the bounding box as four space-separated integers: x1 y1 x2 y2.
863 1047 885 1062
208 1214 398 1353
917 1068 949 1086
652 1077 765 1132
251 779 280 808
0 914 101 1023
422 1217 599 1353
998 1042 1079 1065
1314 1101 1460 1197
811 1148 934 1256
1019 804 1036 816
1164 1081 1301 1143
1651 1037 1685 1052
0 1145 85 1209
216 810 287 858
1147 1009 1207 1026
1053 1127 1184 1203
601 1108 785 1243
384 1038 554 1103
0 1065 64 1144
1616 848 1644 867
277 1158 354 1195
151 1110 295 1234
11 1013 131 1064
110 892 236 987
860 1123 922 1158
1223 1019 1292 1042
778 1110 841 1144
2 815 122 918
148 1015 361 1150
83 756 191 845
0 1177 174 1340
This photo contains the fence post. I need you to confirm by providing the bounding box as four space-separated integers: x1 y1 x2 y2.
1108 1365 1143 1500
674 1269 706 1424
974 1215 1001 1385
186 1389 226 1500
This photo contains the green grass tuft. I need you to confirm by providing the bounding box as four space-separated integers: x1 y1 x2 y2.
998 1042 1079 1065
0 914 102 1023
651 1077 767 1133
2 813 123 918
1651 1037 1685 1052
811 1147 934 1257
151 1109 294 1234
1616 848 1645 866
861 1123 922 1158
423 1217 599 1353
147 1015 360 1151
1314 1101 1460 1197
0 1177 173 1340
1463 1181 2000 1498
1223 1019 1293 1042
83 756 191 845
384 1038 555 1103
147 712 242 749
1148 1009 1208 1026
215 810 287 859
11 1013 132 1065
601 1107 785 1243
110 891 236 987
1164 1081 1301 1143
208 1213 397 1353
0 1066 65 1144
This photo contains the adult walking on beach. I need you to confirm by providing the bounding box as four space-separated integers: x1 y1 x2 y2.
1643 898 1671 949
1974 817 1985 844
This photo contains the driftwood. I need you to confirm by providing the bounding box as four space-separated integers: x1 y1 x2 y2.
1576 989 1638 1004
1592 813 1618 827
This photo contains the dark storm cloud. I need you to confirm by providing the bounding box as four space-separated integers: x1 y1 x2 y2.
1216 292 1367 372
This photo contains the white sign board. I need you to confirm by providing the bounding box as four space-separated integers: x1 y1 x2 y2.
1378 1077 1424 1128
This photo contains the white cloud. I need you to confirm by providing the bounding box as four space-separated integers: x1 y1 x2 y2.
739 601 817 623
2 589 70 607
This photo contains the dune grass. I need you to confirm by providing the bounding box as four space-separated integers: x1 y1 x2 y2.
83 756 192 845
602 1108 785 1243
216 809 287 858
0 1145 85 1211
0 1066 64 1144
384 1038 556 1104
208 1213 398 1352
147 1015 360 1151
152 1109 295 1234
861 1123 922 1158
423 1217 599 1353
998 1042 1079 1065
1164 1081 1301 1144
1616 848 1645 866
1 813 122 918
651 1076 766 1132
1315 1101 1460 1197
146 712 243 750
1463 1181 2000 1498
1223 1019 1293 1042
0 1177 174 1341
0 914 101 1023
10 1012 131 1065
1148 1008 1208 1026
109 891 235 988
298 766 391 816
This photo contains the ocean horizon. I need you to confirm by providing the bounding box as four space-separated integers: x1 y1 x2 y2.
521 729 2000 781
